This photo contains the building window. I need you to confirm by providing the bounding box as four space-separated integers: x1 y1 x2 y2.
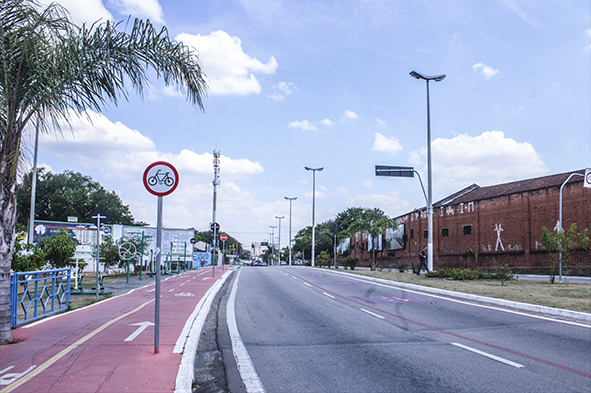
442 228 449 237
423 230 428 239
463 225 472 235
410 228 414 239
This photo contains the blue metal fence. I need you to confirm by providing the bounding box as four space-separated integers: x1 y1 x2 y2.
10 268 71 328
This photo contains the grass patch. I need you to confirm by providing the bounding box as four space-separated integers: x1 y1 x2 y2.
333 269 591 314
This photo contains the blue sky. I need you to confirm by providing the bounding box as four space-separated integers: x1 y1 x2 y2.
25 0 590 248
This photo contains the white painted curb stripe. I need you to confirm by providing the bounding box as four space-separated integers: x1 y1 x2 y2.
451 342 524 368
174 270 233 393
227 269 266 393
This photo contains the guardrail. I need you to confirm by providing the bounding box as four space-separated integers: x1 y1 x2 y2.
10 268 71 328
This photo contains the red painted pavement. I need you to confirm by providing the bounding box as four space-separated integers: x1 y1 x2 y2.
0 267 229 392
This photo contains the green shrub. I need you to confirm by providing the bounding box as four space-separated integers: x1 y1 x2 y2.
493 264 515 286
398 263 408 273
427 268 492 280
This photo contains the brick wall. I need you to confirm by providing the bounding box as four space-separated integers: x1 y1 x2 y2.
350 178 590 274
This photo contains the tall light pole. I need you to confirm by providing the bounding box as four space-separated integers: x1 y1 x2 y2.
269 225 277 265
410 71 445 272
276 216 284 264
305 167 323 266
285 197 297 265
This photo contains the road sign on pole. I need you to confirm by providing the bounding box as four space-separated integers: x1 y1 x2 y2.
144 161 178 354
220 234 228 241
584 168 591 189
375 165 415 177
143 161 179 197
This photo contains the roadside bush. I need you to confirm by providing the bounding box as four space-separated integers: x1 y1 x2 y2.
398 263 408 273
493 264 515 286
342 256 359 270
427 268 492 280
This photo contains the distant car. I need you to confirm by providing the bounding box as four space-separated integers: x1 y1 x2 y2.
280 260 287 265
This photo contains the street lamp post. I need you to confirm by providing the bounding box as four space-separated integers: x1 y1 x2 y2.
276 216 284 264
285 197 297 265
269 225 277 265
410 71 445 272
305 167 323 267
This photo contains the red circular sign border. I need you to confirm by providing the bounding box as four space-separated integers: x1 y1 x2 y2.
220 234 228 241
143 161 179 197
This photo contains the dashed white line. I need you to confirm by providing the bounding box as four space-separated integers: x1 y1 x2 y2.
360 308 385 319
451 342 524 368
322 292 335 299
303 282 312 287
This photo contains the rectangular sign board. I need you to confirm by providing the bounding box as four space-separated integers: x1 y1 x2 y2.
375 165 415 177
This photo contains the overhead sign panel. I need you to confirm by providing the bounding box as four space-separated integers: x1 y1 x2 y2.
375 165 414 177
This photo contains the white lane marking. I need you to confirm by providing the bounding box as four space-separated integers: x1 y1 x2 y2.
360 308 385 319
124 321 155 342
303 282 312 287
322 292 335 299
227 269 266 393
320 270 591 328
451 342 524 368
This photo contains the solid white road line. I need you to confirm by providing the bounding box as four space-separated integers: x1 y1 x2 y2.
227 269 266 393
451 342 524 368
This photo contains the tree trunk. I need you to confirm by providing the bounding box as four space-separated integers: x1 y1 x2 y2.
0 155 18 344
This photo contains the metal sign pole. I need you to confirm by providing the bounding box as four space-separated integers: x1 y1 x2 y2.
155 196 163 354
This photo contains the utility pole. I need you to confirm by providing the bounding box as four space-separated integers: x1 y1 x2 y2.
211 150 220 276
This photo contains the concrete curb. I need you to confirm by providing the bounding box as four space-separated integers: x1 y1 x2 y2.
310 267 591 324
174 269 234 393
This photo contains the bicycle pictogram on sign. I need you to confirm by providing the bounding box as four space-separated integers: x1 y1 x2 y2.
143 161 179 197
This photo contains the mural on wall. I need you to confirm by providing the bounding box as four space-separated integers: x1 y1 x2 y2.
495 223 505 251
33 220 111 245
481 223 523 252
385 224 405 250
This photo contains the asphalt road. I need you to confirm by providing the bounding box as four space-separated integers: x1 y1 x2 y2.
213 266 591 393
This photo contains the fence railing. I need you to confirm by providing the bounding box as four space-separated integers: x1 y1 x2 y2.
10 268 71 328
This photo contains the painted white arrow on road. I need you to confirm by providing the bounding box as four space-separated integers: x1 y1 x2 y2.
124 321 155 342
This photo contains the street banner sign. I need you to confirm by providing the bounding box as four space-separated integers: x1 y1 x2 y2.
585 168 591 189
143 161 179 196
375 165 414 177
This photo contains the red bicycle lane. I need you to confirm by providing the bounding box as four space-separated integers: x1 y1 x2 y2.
0 267 233 393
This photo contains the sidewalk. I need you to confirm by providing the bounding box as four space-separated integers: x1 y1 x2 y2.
0 266 233 393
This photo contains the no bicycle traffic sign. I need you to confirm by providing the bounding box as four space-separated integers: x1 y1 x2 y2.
143 161 179 196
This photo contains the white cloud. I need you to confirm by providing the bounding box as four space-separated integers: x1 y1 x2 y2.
432 130 547 186
362 180 373 187
372 132 403 154
376 118 386 125
343 109 359 119
38 109 264 180
107 0 164 23
344 191 411 218
288 120 317 131
472 63 500 79
268 81 296 101
320 118 334 126
177 30 278 96
50 0 113 25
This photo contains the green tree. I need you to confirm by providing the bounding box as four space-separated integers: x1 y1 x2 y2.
36 229 76 268
16 169 141 230
293 226 312 262
348 208 396 271
540 223 590 283
10 232 46 272
0 0 207 343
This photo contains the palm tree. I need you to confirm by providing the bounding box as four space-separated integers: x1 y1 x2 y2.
348 208 396 271
0 0 207 343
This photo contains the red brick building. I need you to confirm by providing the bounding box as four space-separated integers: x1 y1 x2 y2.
347 170 590 275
